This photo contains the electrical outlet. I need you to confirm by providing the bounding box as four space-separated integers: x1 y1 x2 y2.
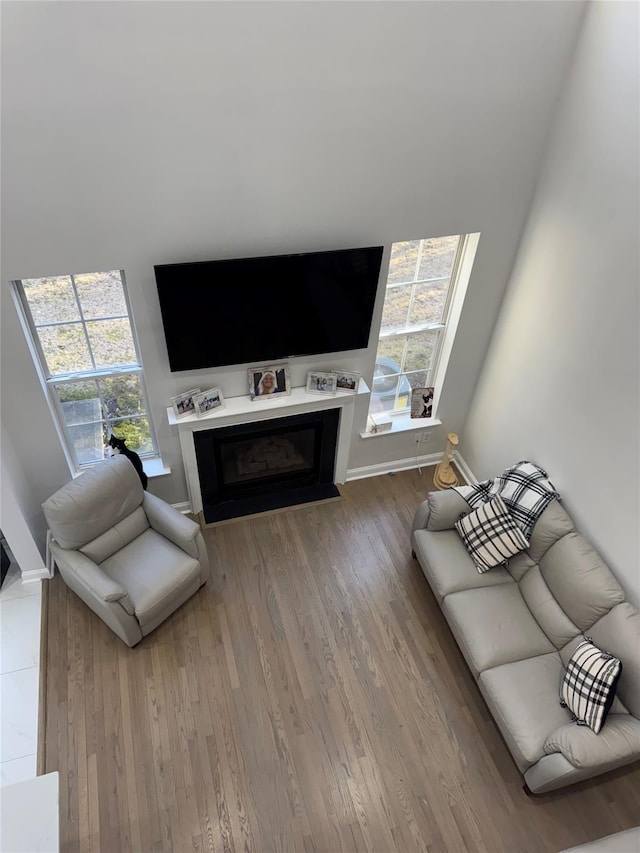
421 432 432 444
413 433 423 445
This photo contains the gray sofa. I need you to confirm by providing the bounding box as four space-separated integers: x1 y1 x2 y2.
411 490 640 794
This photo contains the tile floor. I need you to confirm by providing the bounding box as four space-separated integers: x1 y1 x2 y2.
0 559 42 787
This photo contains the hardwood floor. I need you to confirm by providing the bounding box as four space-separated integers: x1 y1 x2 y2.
43 469 640 852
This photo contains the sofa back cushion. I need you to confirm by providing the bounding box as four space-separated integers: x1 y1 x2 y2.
539 533 625 631
519 566 580 649
588 603 640 719
527 501 575 563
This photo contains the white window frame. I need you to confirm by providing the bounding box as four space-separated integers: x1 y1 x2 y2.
368 232 480 429
12 270 159 473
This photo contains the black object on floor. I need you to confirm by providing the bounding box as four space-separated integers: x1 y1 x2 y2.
0 540 10 588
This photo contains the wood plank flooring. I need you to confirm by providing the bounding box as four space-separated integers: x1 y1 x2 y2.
43 468 640 852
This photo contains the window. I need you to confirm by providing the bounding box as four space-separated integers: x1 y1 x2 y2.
13 270 158 469
369 234 473 419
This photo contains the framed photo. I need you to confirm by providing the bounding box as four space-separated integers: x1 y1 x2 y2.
170 388 201 419
411 386 435 419
193 387 225 417
306 371 337 396
333 369 360 393
248 364 291 401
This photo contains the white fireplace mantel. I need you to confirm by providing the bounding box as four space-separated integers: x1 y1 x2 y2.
167 380 369 515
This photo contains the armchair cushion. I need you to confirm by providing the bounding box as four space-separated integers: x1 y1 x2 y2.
43 455 144 549
100 529 202 631
80 506 149 564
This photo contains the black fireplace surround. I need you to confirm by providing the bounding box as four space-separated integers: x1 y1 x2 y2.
194 409 341 523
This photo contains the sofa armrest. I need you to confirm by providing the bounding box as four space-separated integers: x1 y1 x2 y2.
411 499 431 538
50 543 128 602
544 714 640 769
143 492 200 554
412 490 471 538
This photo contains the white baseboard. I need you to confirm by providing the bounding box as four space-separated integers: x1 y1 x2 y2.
346 451 442 481
453 451 477 485
347 450 478 485
20 567 51 583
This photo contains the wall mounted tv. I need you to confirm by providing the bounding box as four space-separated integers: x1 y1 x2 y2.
154 245 384 372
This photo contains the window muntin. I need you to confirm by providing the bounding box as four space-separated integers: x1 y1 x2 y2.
370 235 463 416
15 270 157 468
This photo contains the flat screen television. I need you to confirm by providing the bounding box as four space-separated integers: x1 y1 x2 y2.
154 245 384 372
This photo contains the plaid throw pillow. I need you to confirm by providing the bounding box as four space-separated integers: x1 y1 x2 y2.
455 495 529 574
561 638 622 734
454 461 560 539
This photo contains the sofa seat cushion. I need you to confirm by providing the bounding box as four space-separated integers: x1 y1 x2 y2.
101 528 201 629
443 584 555 675
413 529 514 602
479 653 572 771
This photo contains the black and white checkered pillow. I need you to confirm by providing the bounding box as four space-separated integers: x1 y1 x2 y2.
455 494 529 574
561 638 622 734
455 461 560 539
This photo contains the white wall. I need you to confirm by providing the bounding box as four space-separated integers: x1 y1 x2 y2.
1 1 585 541
462 2 640 604
0 424 47 574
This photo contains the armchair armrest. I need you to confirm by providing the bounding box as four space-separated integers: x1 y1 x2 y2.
50 543 128 603
544 714 640 769
143 492 201 556
50 541 141 646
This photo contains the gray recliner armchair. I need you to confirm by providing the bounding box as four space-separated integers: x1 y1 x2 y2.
42 455 210 646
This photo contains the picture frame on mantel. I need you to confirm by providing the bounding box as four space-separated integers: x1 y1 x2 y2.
193 387 225 417
306 371 337 396
333 369 359 393
170 388 201 419
248 364 291 401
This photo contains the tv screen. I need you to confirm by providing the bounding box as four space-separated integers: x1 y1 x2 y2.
154 245 384 372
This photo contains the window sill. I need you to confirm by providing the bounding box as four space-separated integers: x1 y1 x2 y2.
144 457 171 478
360 416 442 439
74 456 171 479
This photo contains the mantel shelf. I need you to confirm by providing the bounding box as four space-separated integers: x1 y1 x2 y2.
166 378 370 430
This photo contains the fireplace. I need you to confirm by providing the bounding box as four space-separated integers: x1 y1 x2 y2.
193 409 341 522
